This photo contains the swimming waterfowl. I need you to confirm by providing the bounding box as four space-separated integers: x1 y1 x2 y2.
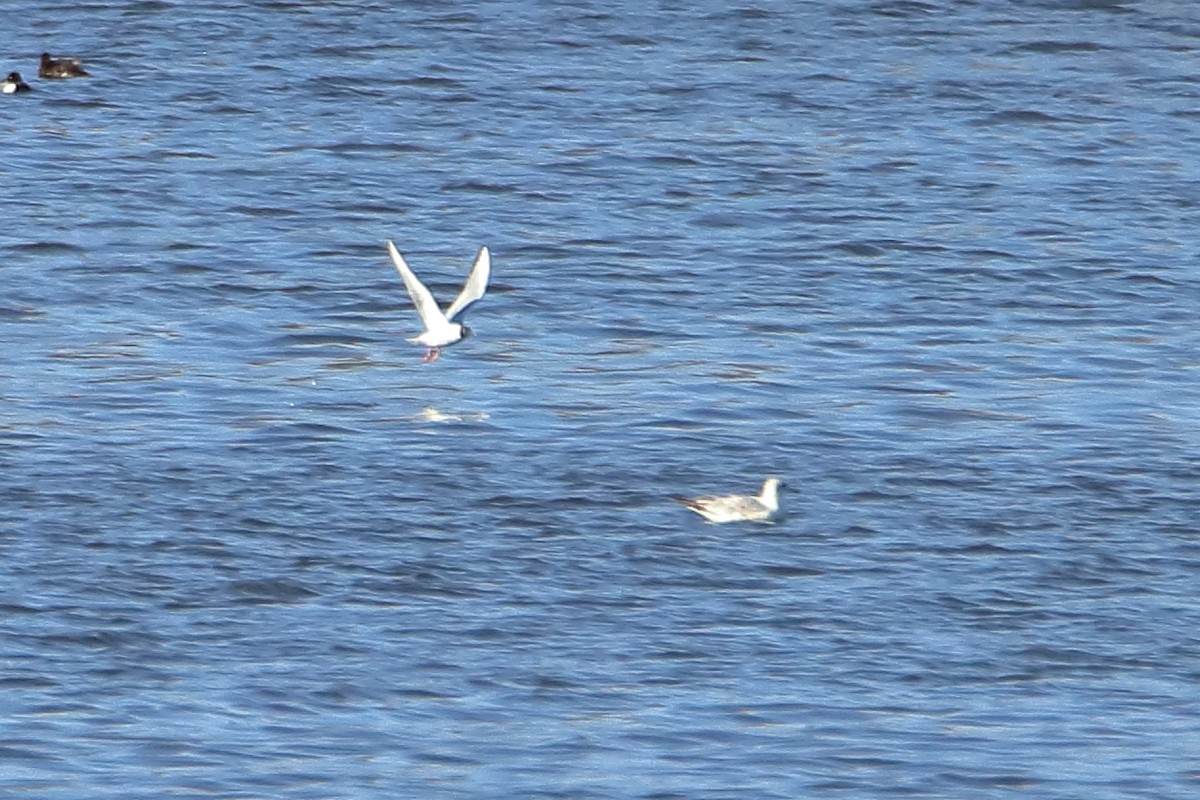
385 241 491 363
39 52 89 79
674 477 785 523
1 72 31 94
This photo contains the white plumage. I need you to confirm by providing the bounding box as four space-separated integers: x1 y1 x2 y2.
674 478 784 523
386 240 491 363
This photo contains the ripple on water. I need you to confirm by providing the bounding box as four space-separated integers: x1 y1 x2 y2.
3 1 1200 798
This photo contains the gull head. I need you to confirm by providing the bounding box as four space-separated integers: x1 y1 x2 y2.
760 477 785 510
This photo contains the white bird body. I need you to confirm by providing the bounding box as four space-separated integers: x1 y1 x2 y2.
409 321 464 349
674 478 784 523
386 240 491 362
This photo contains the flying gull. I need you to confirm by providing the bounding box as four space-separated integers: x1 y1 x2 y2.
385 240 491 363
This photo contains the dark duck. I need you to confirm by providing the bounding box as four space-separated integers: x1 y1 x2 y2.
39 52 89 79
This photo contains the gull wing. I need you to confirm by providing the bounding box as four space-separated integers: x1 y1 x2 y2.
443 246 491 323
673 492 772 523
386 240 448 332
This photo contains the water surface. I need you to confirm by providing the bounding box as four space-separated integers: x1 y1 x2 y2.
3 1 1200 798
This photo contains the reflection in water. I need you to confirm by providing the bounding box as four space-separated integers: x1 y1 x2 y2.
416 406 491 424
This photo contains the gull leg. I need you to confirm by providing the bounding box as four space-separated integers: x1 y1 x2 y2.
422 347 442 363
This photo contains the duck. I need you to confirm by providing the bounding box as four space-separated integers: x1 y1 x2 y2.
39 52 89 79
1 72 31 94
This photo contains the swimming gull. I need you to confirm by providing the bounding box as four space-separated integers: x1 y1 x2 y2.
673 477 784 523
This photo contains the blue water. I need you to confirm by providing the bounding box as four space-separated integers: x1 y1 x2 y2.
3 1 1200 798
